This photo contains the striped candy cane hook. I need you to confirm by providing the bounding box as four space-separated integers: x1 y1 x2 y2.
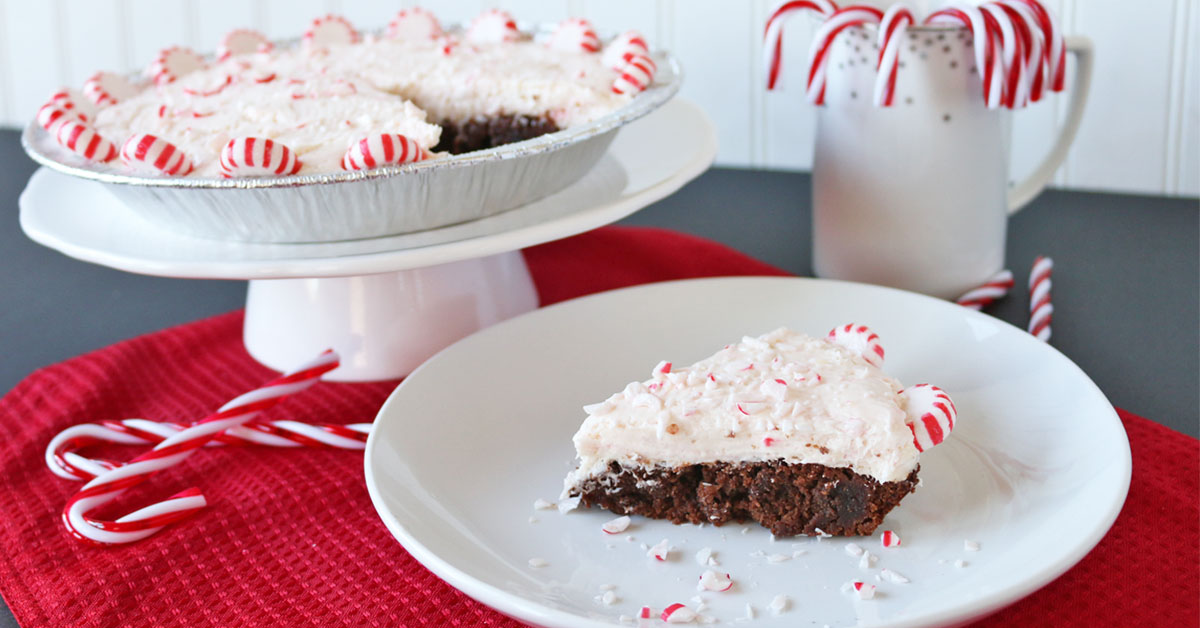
927 5 1005 109
47 418 370 482
60 350 340 545
764 0 839 90
805 5 883 105
873 4 915 107
1028 256 1053 341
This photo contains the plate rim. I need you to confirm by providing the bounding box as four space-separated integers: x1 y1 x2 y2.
364 275 1133 628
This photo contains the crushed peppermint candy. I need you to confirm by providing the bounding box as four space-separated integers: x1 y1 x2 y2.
844 543 864 557
697 570 734 592
600 591 618 605
813 528 833 539
648 539 671 561
858 550 875 570
881 530 901 547
846 581 876 599
766 553 790 564
768 595 789 615
880 568 910 584
964 539 981 552
792 550 807 559
533 498 554 510
602 515 632 535
557 496 581 514
955 559 968 568
744 604 756 620
599 584 617 591
640 606 653 619
528 558 548 568
661 603 697 624
695 547 714 565
528 517 537 524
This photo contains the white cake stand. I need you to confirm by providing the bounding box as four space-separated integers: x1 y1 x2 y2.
19 99 716 381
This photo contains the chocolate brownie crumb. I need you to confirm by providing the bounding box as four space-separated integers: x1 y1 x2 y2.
434 114 559 154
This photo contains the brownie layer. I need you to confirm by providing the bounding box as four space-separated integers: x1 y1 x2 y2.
568 460 919 537
434 114 560 154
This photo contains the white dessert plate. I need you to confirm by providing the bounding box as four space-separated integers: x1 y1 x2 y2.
364 277 1131 628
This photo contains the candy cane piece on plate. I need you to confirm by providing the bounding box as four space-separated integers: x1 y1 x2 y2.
873 4 915 107
805 6 883 105
46 418 370 482
1028 255 1053 341
764 0 840 90
901 383 956 452
60 350 340 545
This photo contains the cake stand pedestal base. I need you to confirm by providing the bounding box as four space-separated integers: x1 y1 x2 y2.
243 251 538 381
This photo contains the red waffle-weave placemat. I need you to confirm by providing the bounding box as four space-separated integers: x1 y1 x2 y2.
0 226 1195 627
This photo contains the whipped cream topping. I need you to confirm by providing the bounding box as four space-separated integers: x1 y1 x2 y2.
91 32 632 177
565 328 921 486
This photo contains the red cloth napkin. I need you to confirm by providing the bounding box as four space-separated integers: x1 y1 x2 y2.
0 226 1195 627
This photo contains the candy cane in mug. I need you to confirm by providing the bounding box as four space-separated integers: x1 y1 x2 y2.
873 4 915 107
995 1 1047 105
47 418 370 482
927 5 1004 109
805 6 883 105
764 0 839 90
60 350 339 545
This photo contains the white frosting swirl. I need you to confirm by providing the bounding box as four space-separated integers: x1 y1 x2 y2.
565 328 921 485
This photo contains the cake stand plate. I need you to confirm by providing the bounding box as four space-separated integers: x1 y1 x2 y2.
19 99 716 381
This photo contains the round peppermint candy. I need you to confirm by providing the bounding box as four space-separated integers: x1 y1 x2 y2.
121 133 195 176
47 88 95 120
304 14 359 50
55 121 117 163
148 47 206 86
218 28 272 60
466 9 519 44
611 53 656 95
901 383 957 452
387 8 442 40
37 103 87 135
546 18 600 53
826 323 885 368
341 134 426 171
83 71 138 106
220 137 301 178
602 30 650 70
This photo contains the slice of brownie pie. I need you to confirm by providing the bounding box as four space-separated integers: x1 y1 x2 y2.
561 325 956 537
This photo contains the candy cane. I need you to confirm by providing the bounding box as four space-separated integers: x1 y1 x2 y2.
47 418 370 482
1028 256 1053 341
955 269 1015 310
873 4 915 107
806 6 883 104
764 0 839 90
61 350 339 545
1007 0 1065 91
980 3 1025 108
997 1 1047 104
927 6 1004 109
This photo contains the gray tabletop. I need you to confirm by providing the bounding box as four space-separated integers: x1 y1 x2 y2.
0 127 1196 625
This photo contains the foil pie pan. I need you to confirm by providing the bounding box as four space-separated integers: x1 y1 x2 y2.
21 37 681 244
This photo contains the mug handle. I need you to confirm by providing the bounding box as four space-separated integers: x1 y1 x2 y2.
1007 36 1094 214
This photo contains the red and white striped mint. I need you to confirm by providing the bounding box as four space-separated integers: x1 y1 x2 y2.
826 323 885 368
880 530 901 548
387 7 442 40
55 121 118 163
611 53 656 95
47 87 97 122
661 603 697 624
83 71 139 107
219 137 302 177
341 133 426 171
121 133 195 176
546 18 600 53
697 570 734 592
37 103 87 135
304 14 359 50
901 384 956 452
602 30 649 70
466 9 519 45
147 47 206 86
601 515 631 534
217 29 272 60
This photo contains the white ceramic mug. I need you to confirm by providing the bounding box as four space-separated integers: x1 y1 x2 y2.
811 25 1093 299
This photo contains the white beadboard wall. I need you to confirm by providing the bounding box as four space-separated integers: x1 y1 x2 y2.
1 0 1196 196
